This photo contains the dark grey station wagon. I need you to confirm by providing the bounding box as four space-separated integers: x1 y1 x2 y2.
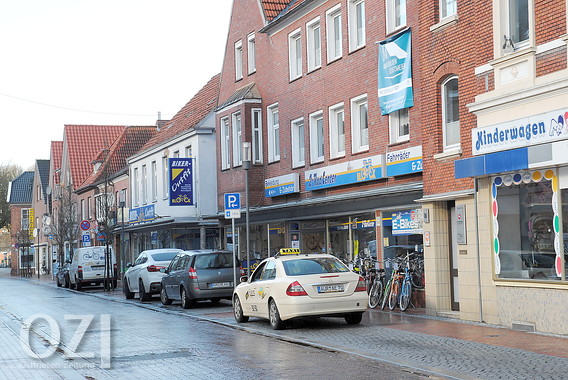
160 250 240 308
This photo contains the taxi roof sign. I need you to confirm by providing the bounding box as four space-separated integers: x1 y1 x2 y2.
278 248 301 255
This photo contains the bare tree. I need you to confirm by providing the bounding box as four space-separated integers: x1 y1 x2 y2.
50 183 78 264
0 163 23 229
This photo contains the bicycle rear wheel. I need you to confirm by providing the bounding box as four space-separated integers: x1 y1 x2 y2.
368 279 383 309
399 279 412 311
380 278 392 310
388 280 400 310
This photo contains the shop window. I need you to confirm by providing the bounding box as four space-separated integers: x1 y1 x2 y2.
493 172 565 281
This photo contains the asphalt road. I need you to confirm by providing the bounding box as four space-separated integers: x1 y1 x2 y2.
0 274 433 380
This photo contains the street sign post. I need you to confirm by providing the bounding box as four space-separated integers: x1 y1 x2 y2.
224 193 241 289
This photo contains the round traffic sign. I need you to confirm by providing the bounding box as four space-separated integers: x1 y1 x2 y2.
80 220 91 231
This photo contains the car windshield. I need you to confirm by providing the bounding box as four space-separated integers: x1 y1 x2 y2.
193 253 235 269
150 252 179 261
283 257 350 276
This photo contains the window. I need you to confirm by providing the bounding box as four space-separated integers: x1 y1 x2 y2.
307 18 321 72
151 161 157 202
252 108 263 164
291 118 305 168
309 111 324 163
162 157 168 199
389 108 410 144
142 165 147 204
348 0 365 51
267 103 280 162
326 4 342 62
351 94 369 153
133 167 139 206
232 112 243 166
329 103 345 158
493 173 567 282
173 150 179 158
386 0 406 33
87 197 92 219
508 0 529 46
221 117 230 170
119 189 127 208
185 145 192 157
247 33 256 74
442 76 460 150
440 0 457 19
288 28 302 80
21 208 30 230
235 40 243 81
80 199 85 220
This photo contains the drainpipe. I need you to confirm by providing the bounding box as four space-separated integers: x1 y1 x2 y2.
474 178 484 323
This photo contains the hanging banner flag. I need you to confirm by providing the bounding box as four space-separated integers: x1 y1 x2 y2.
378 28 414 115
169 158 194 206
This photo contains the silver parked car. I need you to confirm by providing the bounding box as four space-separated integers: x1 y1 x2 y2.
160 250 240 308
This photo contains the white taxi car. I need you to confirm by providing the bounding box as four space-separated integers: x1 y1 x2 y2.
232 249 368 330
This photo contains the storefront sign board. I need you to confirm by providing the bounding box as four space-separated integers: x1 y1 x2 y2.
304 154 384 191
471 107 568 155
264 173 300 197
391 209 423 235
385 145 423 177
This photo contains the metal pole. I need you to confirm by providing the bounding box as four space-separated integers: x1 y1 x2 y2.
232 218 237 288
245 169 250 276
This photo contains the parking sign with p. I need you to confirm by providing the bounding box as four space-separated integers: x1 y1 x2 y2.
224 193 241 219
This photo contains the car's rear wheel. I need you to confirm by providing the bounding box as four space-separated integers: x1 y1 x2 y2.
123 278 134 299
233 295 248 323
269 299 285 330
56 276 62 287
181 288 195 309
160 287 172 305
75 277 82 291
64 275 70 288
345 312 363 325
139 279 151 302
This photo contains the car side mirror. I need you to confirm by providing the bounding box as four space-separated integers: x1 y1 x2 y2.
239 276 248 283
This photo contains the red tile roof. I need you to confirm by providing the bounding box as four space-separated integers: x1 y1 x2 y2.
77 126 157 191
138 74 220 154
50 141 63 186
63 125 127 189
261 0 293 21
260 0 309 22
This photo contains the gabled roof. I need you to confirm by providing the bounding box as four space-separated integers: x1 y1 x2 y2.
36 160 50 202
77 126 157 192
50 141 63 186
261 0 292 21
216 83 261 111
8 171 34 205
136 74 221 156
260 0 307 22
63 125 127 189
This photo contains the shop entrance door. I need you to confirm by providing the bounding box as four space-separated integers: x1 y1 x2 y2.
449 205 460 311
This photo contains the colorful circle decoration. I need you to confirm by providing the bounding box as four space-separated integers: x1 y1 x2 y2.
512 173 522 184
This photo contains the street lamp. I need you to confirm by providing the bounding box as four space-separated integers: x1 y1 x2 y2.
242 142 251 275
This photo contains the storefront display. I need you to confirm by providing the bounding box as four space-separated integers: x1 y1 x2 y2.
492 170 566 281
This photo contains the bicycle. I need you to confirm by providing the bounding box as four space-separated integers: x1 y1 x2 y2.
409 251 425 289
380 257 400 310
368 260 386 308
388 253 414 311
41 263 50 275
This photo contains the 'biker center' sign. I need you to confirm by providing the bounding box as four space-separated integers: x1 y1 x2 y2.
169 158 194 206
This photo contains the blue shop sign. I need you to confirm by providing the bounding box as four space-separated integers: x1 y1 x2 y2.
129 205 156 224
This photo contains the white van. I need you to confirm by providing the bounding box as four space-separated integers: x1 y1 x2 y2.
69 246 117 291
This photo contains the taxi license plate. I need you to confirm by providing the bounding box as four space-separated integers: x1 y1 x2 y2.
317 284 344 293
209 282 231 289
